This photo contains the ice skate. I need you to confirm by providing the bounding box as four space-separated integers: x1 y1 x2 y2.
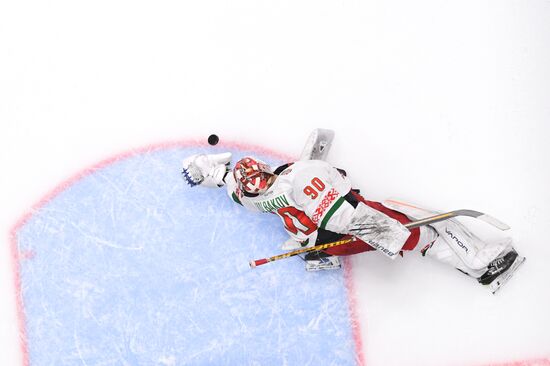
304 252 341 271
478 248 526 294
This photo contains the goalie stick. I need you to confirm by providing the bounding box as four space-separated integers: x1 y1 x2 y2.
249 209 510 268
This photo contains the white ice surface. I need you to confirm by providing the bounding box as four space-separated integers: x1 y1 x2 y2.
1 0 549 365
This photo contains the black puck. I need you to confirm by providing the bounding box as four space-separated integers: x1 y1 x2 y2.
208 134 219 145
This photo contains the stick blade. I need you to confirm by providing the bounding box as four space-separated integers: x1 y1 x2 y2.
477 213 511 231
452 209 511 231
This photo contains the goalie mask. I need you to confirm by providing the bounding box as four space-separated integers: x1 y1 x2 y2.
233 157 274 194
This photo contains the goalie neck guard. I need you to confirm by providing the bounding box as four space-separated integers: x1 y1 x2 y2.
233 157 274 194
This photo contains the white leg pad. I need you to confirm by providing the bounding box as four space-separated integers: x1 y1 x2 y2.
424 234 488 278
431 219 508 270
384 199 509 272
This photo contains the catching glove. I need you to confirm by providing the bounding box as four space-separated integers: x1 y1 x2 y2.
181 153 232 188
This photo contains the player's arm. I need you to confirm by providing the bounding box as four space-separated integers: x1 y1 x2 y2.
181 153 247 206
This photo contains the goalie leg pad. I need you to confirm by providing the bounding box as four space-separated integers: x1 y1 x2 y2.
383 199 509 270
431 219 508 270
422 233 488 278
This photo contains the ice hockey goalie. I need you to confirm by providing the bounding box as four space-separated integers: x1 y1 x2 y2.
181 129 525 294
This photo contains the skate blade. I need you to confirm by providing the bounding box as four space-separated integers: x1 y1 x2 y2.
305 264 342 272
489 256 526 294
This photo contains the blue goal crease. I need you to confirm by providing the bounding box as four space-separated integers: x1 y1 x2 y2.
16 146 358 365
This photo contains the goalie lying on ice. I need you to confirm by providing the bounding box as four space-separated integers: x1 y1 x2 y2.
181 151 524 294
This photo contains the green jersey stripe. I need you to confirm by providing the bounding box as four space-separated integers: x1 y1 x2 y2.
319 196 345 229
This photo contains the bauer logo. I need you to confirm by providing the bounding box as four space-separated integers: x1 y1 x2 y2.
368 240 397 258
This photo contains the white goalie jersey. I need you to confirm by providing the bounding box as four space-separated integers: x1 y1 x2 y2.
182 151 412 258
225 160 353 244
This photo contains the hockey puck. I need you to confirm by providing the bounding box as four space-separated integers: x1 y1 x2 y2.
208 134 219 146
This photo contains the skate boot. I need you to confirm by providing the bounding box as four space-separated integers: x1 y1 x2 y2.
304 251 341 271
478 248 526 294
